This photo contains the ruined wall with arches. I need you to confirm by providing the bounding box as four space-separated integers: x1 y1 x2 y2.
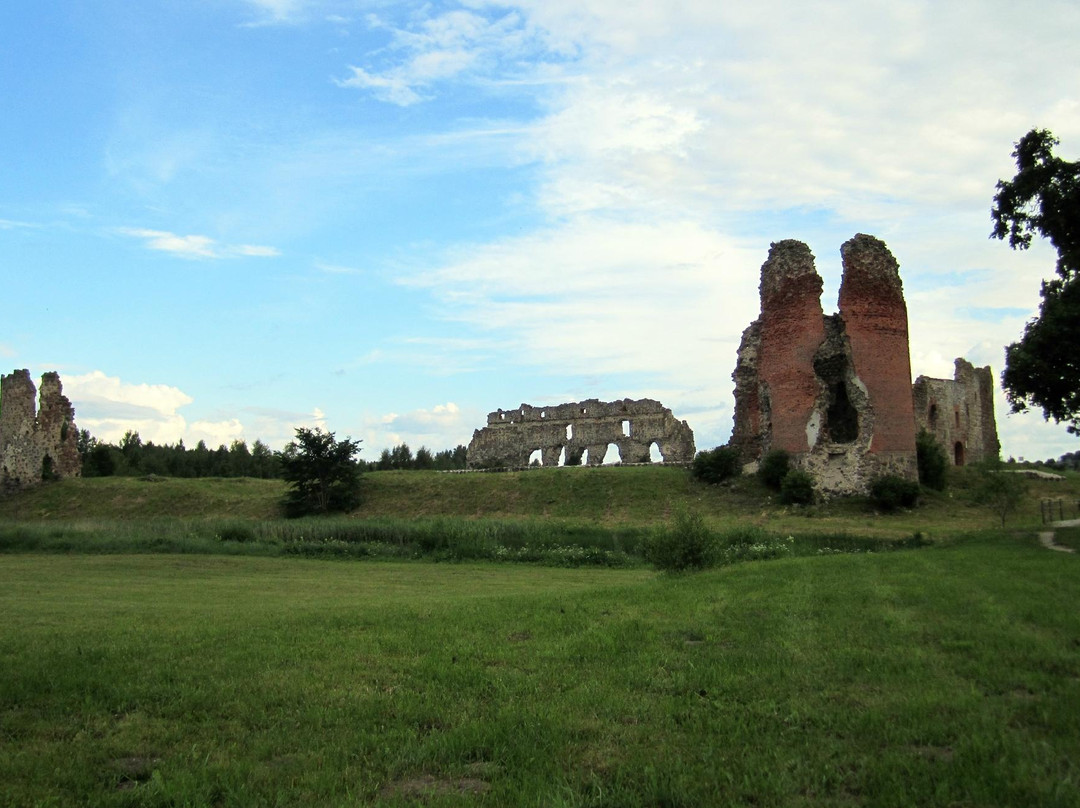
466 398 695 469
913 359 1000 466
0 369 82 492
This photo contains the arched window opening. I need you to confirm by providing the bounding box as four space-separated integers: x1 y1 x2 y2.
566 424 573 441
558 447 567 467
954 409 961 428
649 443 663 463
928 403 938 429
528 449 542 466
601 444 619 465
954 441 965 466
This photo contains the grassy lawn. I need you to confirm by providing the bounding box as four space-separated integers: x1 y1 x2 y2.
2 536 1079 807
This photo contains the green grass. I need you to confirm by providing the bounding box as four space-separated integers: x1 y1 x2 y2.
2 536 1079 807
1053 525 1080 551
4 465 1078 538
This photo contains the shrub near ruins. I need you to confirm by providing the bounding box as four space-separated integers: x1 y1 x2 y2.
869 475 921 511
758 449 791 490
691 446 742 484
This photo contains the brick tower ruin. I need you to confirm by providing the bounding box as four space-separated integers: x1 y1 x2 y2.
731 235 918 494
0 369 82 492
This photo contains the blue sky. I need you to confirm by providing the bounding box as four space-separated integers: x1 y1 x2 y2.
2 0 1079 461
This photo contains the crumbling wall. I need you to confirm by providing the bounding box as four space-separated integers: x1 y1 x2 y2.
466 398 695 469
913 358 1000 466
730 235 918 495
0 369 82 491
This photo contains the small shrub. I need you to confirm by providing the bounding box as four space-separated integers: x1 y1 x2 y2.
779 469 815 505
217 523 256 542
645 508 714 571
869 475 920 511
691 446 742 484
759 449 791 490
916 430 948 490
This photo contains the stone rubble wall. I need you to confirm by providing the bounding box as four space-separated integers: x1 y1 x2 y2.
467 398 695 469
0 369 82 492
913 358 1001 466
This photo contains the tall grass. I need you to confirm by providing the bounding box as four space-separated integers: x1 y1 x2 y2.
0 515 929 570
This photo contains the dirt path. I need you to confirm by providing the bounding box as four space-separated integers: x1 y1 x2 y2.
1039 518 1080 553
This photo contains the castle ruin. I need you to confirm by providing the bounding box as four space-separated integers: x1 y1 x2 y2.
466 398 695 469
913 359 1000 466
0 369 82 492
731 235 920 495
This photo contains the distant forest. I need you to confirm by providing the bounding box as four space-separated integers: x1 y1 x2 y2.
77 430 467 479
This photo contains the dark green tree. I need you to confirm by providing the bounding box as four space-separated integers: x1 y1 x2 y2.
278 427 362 517
992 129 1080 434
413 446 434 470
691 446 742 484
915 429 948 491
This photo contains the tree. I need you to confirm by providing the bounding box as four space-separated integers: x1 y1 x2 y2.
971 462 1026 528
916 429 948 491
991 129 1080 433
278 427 363 517
691 446 742 484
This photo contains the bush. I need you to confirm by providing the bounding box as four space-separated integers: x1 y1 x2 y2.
644 508 714 571
691 446 742 484
869 475 920 511
779 469 815 505
916 430 948 490
759 449 791 490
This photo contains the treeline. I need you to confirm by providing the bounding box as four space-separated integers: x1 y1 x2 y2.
77 431 468 479
79 431 280 479
372 443 468 471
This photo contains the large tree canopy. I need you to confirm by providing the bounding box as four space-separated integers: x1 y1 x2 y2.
278 427 363 517
991 129 1080 434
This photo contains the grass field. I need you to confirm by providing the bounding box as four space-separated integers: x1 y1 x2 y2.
1 466 1079 805
2 536 1079 807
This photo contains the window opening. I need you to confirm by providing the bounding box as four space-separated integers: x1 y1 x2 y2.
954 441 965 466
621 420 630 437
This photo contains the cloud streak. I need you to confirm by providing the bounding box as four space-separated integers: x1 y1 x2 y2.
118 228 281 260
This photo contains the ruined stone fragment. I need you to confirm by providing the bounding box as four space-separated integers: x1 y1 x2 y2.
0 369 82 492
913 358 1000 466
466 398 695 469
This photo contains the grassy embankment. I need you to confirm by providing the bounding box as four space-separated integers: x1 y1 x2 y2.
1 465 1077 562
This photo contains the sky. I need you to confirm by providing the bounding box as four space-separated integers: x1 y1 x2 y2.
2 0 1079 462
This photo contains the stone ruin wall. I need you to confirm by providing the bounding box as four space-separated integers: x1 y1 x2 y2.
913 359 1001 466
0 369 82 492
466 398 695 469
731 235 919 495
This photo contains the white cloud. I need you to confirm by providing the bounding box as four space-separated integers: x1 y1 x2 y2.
0 344 15 358
117 228 280 260
365 401 475 453
0 218 38 229
337 7 543 105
